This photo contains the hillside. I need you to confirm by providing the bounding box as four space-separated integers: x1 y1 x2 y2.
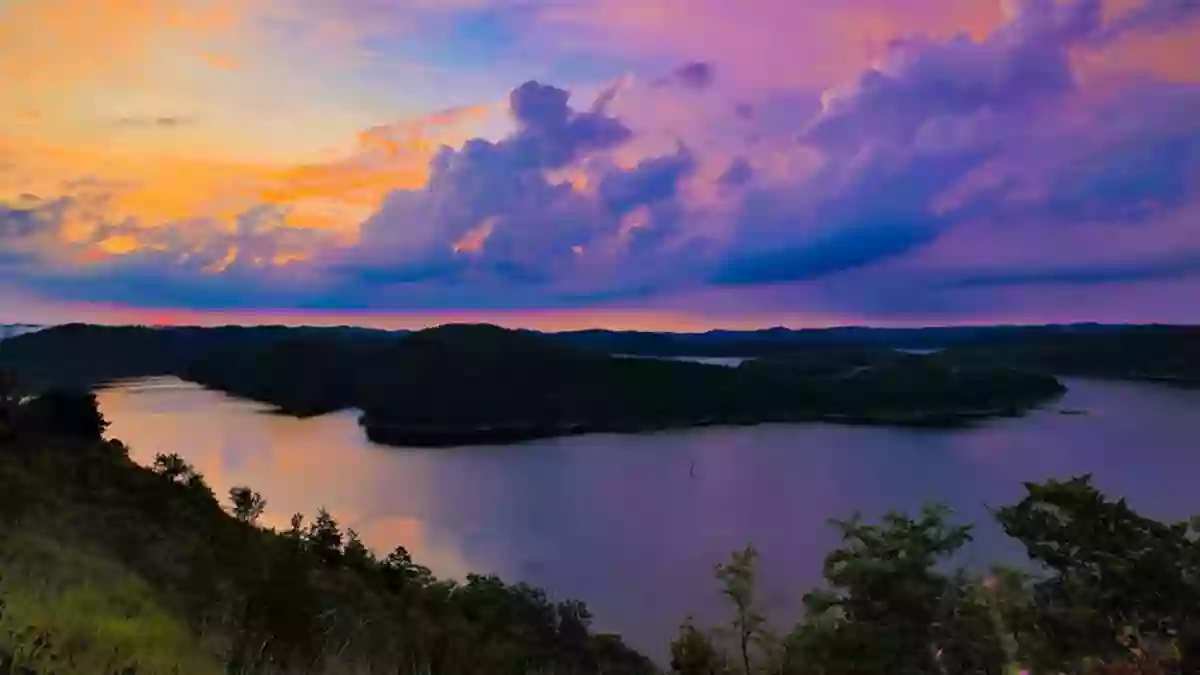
0 387 653 675
4 384 1200 674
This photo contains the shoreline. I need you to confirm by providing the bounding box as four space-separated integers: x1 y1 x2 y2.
358 399 1057 448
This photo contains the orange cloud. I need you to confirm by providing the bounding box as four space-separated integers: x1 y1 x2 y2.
0 0 247 99
451 218 498 255
197 50 242 70
1074 19 1200 84
0 101 502 266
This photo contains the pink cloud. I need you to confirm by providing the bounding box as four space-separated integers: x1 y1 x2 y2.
536 0 1005 90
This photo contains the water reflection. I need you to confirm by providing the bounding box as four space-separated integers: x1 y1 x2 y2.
98 377 1200 657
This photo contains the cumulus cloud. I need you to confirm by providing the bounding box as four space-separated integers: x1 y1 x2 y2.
5 0 1200 323
342 80 699 296
506 81 633 170
599 146 697 214
708 0 1200 293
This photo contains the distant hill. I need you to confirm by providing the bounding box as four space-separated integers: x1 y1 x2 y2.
546 323 1149 356
2 322 1064 445
6 321 1198 446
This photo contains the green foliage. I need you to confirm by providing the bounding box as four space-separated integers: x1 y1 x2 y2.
0 372 655 675
681 482 1200 675
0 532 221 675
782 504 986 675
4 366 1199 674
714 546 767 675
670 617 727 675
995 475 1200 673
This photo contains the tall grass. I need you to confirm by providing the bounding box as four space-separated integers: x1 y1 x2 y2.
0 531 221 675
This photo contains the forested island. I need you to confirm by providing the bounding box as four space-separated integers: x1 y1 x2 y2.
0 323 1074 446
3 378 1199 674
4 321 1198 446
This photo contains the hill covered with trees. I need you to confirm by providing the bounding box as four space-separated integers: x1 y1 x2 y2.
0 377 653 675
4 379 1199 674
0 323 1068 446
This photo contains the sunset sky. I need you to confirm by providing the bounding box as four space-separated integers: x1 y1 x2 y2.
2 0 1198 330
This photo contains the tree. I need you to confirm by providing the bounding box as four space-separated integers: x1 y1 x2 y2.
715 546 767 675
670 617 726 675
933 570 1009 675
342 528 374 570
19 388 109 440
228 485 266 524
799 503 974 675
995 475 1200 672
306 508 343 564
152 452 197 484
383 545 433 588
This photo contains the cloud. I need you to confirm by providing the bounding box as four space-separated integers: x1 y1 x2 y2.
0 205 40 240
4 0 1199 323
599 146 696 214
708 0 1200 290
535 0 1007 90
506 82 633 170
718 158 754 188
1098 0 1200 37
656 62 716 90
348 90 609 285
950 253 1200 288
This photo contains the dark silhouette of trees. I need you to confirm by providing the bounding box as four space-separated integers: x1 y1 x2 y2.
671 617 727 675
306 507 344 565
228 485 266 524
3 323 1077 448
17 387 109 440
672 482 1200 675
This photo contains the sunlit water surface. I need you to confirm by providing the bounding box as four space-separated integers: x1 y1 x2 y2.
98 376 1200 657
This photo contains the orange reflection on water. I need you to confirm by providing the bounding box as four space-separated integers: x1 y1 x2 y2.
97 377 476 577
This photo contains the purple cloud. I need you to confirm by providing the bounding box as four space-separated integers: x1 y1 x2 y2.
6 1 1199 324
507 81 633 170
672 62 716 90
599 146 697 215
718 158 754 188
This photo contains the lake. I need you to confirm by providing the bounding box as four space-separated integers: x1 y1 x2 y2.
97 376 1200 658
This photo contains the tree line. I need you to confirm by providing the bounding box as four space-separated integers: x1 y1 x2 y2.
3 372 1199 674
671 481 1200 675
0 374 652 675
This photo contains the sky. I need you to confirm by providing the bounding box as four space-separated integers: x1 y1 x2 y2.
1 0 1198 330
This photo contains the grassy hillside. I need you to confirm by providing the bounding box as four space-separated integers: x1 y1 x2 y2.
0 387 653 675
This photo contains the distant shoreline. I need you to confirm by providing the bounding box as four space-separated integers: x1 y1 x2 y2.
359 402 1051 448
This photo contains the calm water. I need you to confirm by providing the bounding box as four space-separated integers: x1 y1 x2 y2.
98 377 1200 657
